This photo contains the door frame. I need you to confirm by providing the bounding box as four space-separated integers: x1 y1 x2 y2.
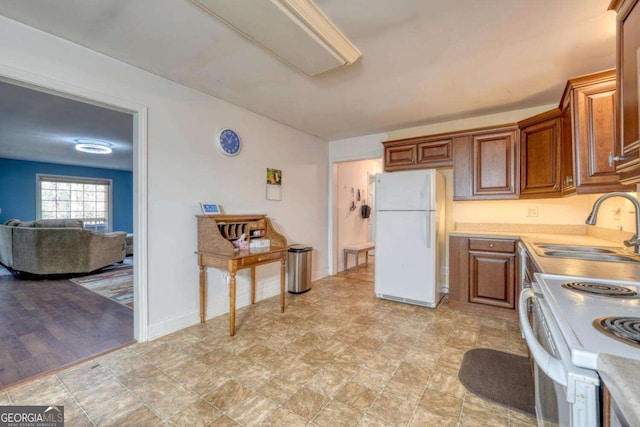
0 65 149 341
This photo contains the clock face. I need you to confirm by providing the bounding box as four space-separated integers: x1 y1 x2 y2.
217 129 241 156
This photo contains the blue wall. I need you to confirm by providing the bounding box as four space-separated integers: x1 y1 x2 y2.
0 158 133 232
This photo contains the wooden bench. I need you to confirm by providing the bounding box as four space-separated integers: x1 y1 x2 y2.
343 242 375 272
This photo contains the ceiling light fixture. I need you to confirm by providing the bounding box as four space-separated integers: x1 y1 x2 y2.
191 0 361 77
74 139 113 154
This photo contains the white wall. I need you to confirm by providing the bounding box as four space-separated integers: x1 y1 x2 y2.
336 159 382 271
453 195 594 225
586 192 639 233
329 133 387 163
0 16 329 339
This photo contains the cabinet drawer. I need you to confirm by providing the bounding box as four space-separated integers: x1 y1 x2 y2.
239 251 281 267
384 144 417 170
469 238 516 253
417 139 452 166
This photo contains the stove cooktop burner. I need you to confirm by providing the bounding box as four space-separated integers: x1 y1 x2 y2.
594 317 640 348
561 282 639 298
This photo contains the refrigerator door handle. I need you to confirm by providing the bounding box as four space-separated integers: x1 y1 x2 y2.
424 211 431 249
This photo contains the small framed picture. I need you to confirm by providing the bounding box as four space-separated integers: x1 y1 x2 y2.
200 203 221 215
266 168 282 201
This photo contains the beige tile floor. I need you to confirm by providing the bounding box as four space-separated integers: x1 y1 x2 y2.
0 262 537 426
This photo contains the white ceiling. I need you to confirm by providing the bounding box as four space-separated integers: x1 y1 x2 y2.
0 0 617 144
0 80 133 171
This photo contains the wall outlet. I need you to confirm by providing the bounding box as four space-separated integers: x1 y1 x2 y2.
526 207 539 217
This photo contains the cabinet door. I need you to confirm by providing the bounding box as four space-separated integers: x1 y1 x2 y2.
612 0 640 184
469 251 516 309
519 110 562 198
417 138 452 167
383 136 453 171
453 127 518 200
471 129 518 198
574 79 634 192
560 104 576 194
384 143 416 171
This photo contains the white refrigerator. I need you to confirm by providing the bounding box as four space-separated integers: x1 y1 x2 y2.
374 169 445 308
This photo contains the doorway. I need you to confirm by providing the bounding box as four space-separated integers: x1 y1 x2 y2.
0 73 147 387
334 158 382 272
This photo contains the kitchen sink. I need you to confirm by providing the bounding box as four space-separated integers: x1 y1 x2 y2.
533 244 617 254
541 251 640 263
531 243 640 263
534 244 618 254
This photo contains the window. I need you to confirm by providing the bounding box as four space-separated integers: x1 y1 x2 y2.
37 174 113 232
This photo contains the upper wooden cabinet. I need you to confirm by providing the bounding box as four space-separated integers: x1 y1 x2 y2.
610 0 640 184
518 109 563 198
560 103 576 194
383 135 452 171
453 125 519 200
384 142 416 170
560 69 635 193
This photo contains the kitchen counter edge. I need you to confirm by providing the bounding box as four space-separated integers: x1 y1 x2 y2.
597 353 640 427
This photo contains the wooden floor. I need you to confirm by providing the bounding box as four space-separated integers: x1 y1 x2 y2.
0 270 134 389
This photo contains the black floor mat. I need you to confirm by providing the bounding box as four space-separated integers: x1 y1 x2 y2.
458 348 536 416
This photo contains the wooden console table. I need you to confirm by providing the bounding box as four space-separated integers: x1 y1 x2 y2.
196 214 287 336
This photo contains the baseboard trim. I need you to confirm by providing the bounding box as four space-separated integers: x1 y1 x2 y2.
147 280 282 340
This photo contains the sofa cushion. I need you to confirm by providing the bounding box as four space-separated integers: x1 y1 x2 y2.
16 221 35 227
33 219 83 228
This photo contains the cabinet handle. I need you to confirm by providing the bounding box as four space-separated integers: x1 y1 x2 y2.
489 243 494 248
565 176 573 186
608 151 628 167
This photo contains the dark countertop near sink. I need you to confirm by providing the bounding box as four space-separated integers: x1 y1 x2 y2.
598 354 640 427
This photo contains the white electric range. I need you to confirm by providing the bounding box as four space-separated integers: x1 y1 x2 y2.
536 273 640 370
520 273 640 427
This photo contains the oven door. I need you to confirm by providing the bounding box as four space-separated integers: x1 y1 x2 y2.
519 288 600 427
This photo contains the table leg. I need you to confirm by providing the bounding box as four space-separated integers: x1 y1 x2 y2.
199 263 206 323
343 250 347 271
280 253 286 313
365 250 369 266
355 251 359 272
229 270 237 336
251 266 256 304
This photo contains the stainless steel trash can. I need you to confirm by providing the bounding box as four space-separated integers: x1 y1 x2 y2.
288 244 312 294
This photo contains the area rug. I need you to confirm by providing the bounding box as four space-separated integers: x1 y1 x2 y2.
70 267 133 309
458 348 535 416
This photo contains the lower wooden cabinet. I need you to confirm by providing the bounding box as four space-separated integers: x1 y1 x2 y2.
449 235 518 317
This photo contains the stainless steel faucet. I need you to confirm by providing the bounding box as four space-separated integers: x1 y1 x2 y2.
585 192 640 254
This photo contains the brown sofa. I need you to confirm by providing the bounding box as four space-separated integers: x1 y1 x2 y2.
0 219 126 275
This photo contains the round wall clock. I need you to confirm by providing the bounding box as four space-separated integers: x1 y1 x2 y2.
216 128 242 156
